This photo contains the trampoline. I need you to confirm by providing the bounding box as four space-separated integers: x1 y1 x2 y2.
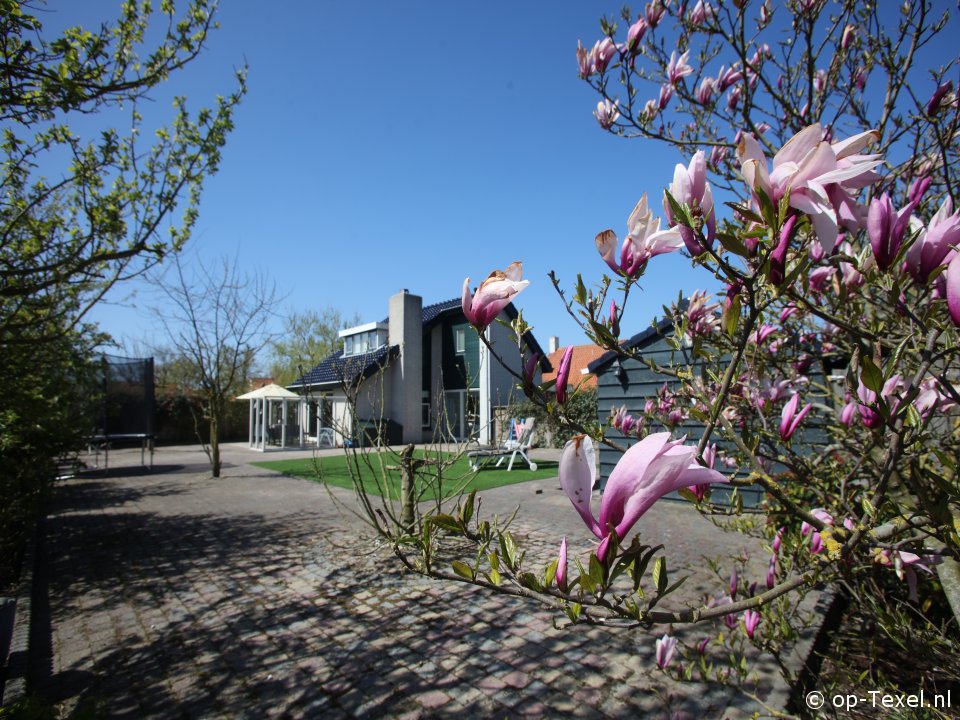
86 354 156 469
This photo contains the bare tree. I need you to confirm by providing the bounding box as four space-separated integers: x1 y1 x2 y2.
150 253 281 476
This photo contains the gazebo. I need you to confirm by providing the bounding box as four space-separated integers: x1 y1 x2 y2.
236 383 304 451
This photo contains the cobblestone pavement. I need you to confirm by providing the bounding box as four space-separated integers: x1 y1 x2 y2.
34 443 794 719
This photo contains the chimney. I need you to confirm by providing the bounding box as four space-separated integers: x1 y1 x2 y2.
549 336 560 354
389 290 423 443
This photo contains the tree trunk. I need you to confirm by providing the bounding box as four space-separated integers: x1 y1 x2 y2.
210 412 221 478
400 443 416 532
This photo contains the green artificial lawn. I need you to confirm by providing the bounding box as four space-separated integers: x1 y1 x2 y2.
254 450 558 500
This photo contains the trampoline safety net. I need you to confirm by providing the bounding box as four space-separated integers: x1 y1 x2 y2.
97 354 156 437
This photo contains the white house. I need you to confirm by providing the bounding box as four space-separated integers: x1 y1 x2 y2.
288 290 550 446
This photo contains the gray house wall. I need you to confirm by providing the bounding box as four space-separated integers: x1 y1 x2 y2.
593 323 831 508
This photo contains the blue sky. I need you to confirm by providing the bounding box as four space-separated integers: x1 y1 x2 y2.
43 0 706 363
49 0 959 366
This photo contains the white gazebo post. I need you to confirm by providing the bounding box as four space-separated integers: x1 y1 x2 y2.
248 399 255 449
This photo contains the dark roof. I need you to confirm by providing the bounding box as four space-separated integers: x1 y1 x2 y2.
387 296 551 372
587 315 677 374
292 297 552 389
290 345 399 389
422 298 463 326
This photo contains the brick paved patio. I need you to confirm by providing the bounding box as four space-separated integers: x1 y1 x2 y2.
32 443 794 718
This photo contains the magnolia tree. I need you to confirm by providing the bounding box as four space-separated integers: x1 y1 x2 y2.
350 0 960 704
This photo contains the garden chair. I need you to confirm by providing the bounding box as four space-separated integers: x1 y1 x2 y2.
467 417 538 471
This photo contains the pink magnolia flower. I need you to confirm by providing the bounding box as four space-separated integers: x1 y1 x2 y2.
696 77 718 105
914 376 956 416
686 290 720 337
857 374 902 429
838 240 864 290
840 396 857 426
841 24 856 51
773 527 784 554
908 176 932 204
667 50 694 85
727 84 743 111
560 434 726 561
522 352 540 396
689 0 714 25
556 537 568 590
596 193 684 277
729 568 739 597
780 393 813 441
926 80 953 116
759 1 772 26
855 67 869 92
594 98 620 129
462 262 529 332
905 196 960 284
609 299 620 337
750 324 777 345
743 609 761 639
867 194 915 271
656 634 678 668
645 0 666 27
766 555 777 589
575 40 594 78
697 637 710 655
626 17 648 53
664 150 716 254
770 214 797 286
814 68 828 94
592 37 618 74
809 265 835 294
878 549 943 603
947 252 960 327
717 64 742 92
779 304 800 323
802 508 833 555
658 83 675 110
710 145 731 167
737 123 883 254
555 346 575 404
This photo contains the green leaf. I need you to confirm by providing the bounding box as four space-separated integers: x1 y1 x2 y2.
519 572 542 592
724 201 764 225
716 231 750 257
903 402 922 428
575 274 587 306
461 489 476 526
633 545 662 592
723 293 741 338
588 553 607 588
451 561 475 580
678 487 700 503
500 531 519 569
860 355 883 394
664 190 692 228
430 514 462 534
652 556 668 595
544 558 558 588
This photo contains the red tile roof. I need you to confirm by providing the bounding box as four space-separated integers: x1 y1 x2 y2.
541 344 607 390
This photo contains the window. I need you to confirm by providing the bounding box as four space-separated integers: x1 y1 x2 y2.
421 391 431 429
344 336 354 355
454 328 466 354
